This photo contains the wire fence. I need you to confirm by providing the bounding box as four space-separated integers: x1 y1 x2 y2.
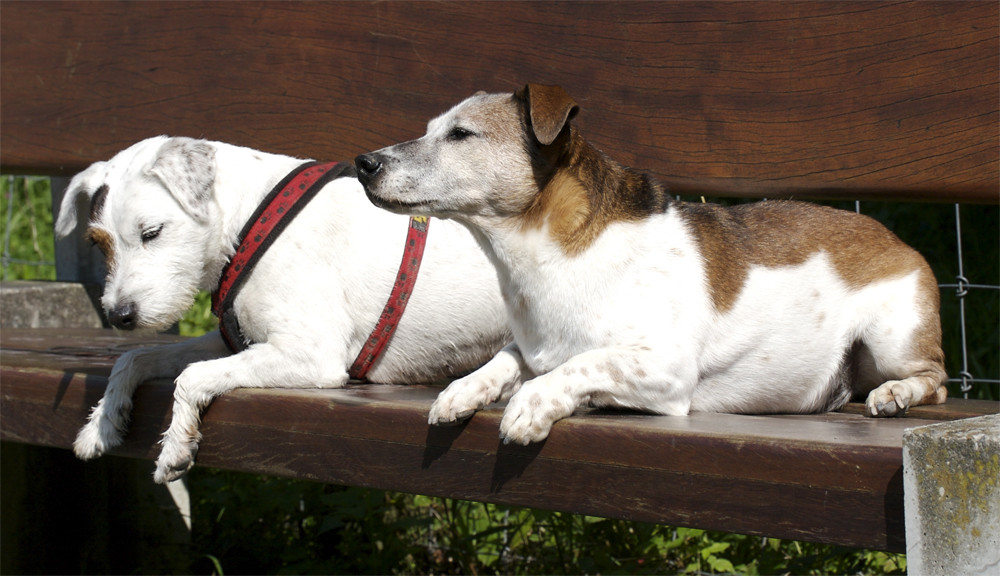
2 175 997 399
937 204 1000 397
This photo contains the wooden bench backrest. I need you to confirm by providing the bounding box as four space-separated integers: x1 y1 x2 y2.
2 1 997 203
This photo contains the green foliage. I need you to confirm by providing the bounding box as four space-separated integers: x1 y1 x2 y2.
181 291 220 337
0 176 56 280
189 469 907 575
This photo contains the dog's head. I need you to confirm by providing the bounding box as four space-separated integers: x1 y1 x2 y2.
56 136 221 330
356 84 579 222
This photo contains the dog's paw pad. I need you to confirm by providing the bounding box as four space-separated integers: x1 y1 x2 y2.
73 430 104 460
865 381 911 418
72 418 123 460
153 459 193 484
155 439 199 483
429 379 498 425
498 391 563 445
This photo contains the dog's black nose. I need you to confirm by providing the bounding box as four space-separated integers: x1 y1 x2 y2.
354 154 382 183
109 302 138 330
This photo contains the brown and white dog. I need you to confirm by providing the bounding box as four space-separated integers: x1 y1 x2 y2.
356 84 948 445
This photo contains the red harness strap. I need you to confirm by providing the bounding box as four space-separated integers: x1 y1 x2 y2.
348 215 430 380
211 161 431 382
212 161 350 352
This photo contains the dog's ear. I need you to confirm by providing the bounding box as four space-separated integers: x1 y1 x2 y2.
55 161 108 238
147 137 217 222
518 84 579 146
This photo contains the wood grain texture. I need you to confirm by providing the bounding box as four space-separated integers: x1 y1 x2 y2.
2 1 996 202
4 329 998 551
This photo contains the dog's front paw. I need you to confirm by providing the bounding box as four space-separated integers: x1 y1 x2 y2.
154 435 200 484
428 375 500 426
72 406 125 460
865 380 913 417
498 386 576 445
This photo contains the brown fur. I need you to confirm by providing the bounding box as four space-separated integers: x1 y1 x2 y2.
519 121 672 255
84 184 114 270
678 201 932 312
85 227 115 272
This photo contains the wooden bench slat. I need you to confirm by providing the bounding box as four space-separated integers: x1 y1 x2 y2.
4 329 997 551
2 1 996 202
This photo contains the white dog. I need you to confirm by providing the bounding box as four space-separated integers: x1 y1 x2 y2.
56 136 510 482
355 84 949 445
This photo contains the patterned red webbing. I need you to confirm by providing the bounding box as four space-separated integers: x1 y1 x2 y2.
211 161 348 352
210 160 432 381
348 216 430 380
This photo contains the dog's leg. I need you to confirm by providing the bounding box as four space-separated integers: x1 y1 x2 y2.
498 347 697 445
863 328 948 417
154 340 350 483
860 275 949 417
428 343 530 425
73 331 230 460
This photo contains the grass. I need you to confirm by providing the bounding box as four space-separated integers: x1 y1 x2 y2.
4 175 996 574
0 176 56 281
188 471 908 575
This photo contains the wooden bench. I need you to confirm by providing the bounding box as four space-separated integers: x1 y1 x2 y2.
2 327 998 551
2 1 997 572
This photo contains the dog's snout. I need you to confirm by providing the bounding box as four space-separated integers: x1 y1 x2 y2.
109 302 138 330
354 154 383 184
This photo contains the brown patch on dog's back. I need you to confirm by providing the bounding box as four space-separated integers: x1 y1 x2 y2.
679 200 932 312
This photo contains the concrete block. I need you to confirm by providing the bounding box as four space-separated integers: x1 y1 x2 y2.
904 414 1000 576
0 280 106 328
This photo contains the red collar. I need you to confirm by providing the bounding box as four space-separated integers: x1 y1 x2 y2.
211 161 430 382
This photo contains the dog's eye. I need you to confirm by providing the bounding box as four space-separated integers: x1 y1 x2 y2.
447 127 475 141
141 225 163 244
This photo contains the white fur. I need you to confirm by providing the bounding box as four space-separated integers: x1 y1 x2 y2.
57 136 510 482
357 89 947 445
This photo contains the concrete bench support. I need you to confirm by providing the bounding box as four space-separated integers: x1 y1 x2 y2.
903 414 1000 576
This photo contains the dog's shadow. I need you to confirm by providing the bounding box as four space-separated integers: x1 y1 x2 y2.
421 423 466 469
422 420 545 494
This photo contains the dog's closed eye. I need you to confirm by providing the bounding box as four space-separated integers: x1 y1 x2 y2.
141 225 163 244
446 126 476 142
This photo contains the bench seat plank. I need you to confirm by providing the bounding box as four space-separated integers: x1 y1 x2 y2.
3 329 996 551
